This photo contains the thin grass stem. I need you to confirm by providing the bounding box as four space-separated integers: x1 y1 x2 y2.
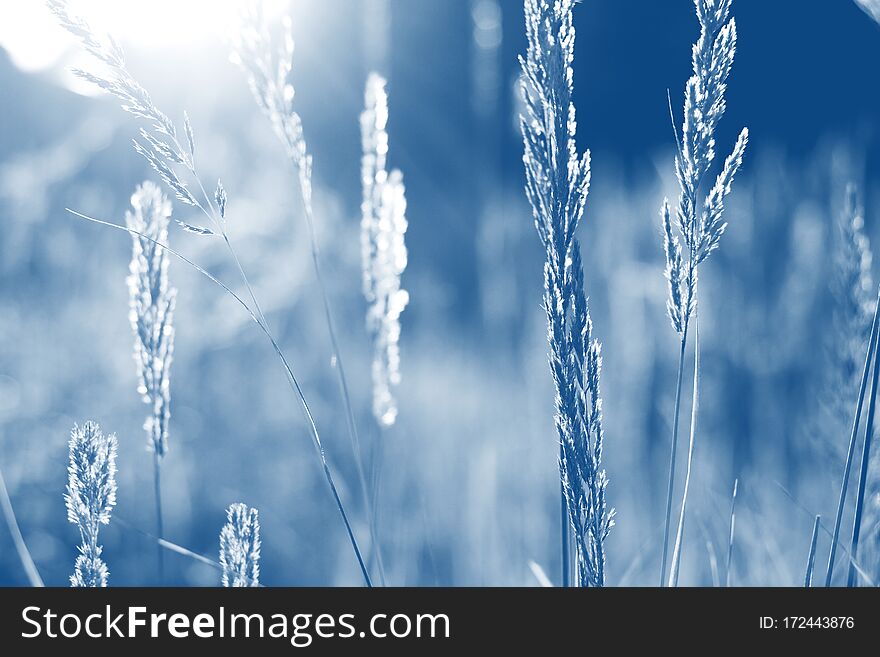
804 515 821 587
115 514 220 571
221 234 268 327
560 471 570 587
669 317 700 587
725 477 738 587
153 452 164 583
367 423 389 583
0 461 43 586
661 324 689 585
158 537 219 571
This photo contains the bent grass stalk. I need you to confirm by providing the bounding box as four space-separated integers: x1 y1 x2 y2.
825 284 880 586
232 9 384 584
775 480 877 586
67 209 372 586
0 461 43 586
114 514 220 571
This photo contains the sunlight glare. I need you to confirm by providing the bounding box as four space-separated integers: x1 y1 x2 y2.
0 1 288 74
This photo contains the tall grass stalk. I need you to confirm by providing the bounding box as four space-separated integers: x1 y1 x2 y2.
65 421 117 587
660 0 748 586
232 7 385 584
846 313 880 586
725 477 738 587
125 181 176 582
153 454 163 580
804 515 821 587
825 285 880 586
0 462 44 586
520 0 614 587
50 0 372 586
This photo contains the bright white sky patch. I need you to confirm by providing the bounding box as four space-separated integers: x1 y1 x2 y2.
0 1 289 75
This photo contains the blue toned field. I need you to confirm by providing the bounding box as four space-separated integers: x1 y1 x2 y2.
0 0 879 587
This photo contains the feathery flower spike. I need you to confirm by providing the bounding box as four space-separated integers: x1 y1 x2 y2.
219 503 261 587
520 0 614 587
65 421 117 587
126 181 176 457
361 73 409 427
661 0 748 587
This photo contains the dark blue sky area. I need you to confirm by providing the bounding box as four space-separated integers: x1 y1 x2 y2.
566 0 880 159
389 0 880 177
3 0 876 323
